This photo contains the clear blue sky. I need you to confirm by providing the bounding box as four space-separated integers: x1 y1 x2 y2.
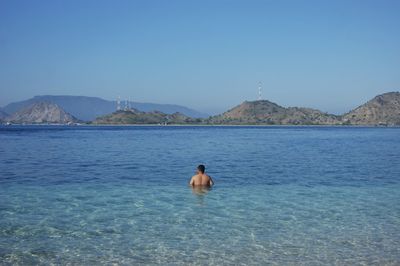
1 0 399 114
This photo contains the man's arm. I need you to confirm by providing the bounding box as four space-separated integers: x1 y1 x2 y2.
189 176 195 186
209 175 215 186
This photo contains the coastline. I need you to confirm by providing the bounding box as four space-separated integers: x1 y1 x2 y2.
1 123 399 128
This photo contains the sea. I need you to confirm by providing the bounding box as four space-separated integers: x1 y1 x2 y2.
0 125 399 265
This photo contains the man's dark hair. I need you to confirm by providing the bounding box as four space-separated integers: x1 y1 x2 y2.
197 164 205 173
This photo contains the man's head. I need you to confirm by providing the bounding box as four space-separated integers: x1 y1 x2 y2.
197 164 205 174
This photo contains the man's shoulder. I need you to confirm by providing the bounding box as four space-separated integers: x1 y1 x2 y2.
204 174 212 180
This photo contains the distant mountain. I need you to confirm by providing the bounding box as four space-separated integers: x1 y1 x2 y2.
93 109 200 125
7 102 78 124
2 95 209 121
208 100 341 125
0 108 8 122
342 92 400 125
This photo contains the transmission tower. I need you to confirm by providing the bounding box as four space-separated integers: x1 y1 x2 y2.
117 96 121 111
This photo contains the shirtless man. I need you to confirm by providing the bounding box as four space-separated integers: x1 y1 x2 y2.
189 165 214 187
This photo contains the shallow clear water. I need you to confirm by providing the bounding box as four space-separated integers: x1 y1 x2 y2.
0 125 399 265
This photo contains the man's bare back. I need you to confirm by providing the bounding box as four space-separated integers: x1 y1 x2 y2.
189 165 214 187
190 173 213 186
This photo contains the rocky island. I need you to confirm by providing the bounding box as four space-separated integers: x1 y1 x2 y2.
93 108 201 125
342 92 400 126
6 102 78 124
207 100 341 125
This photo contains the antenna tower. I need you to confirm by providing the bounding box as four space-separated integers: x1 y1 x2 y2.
117 96 121 111
258 81 262 100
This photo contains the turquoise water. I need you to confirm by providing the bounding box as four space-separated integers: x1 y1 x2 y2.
1 126 399 265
